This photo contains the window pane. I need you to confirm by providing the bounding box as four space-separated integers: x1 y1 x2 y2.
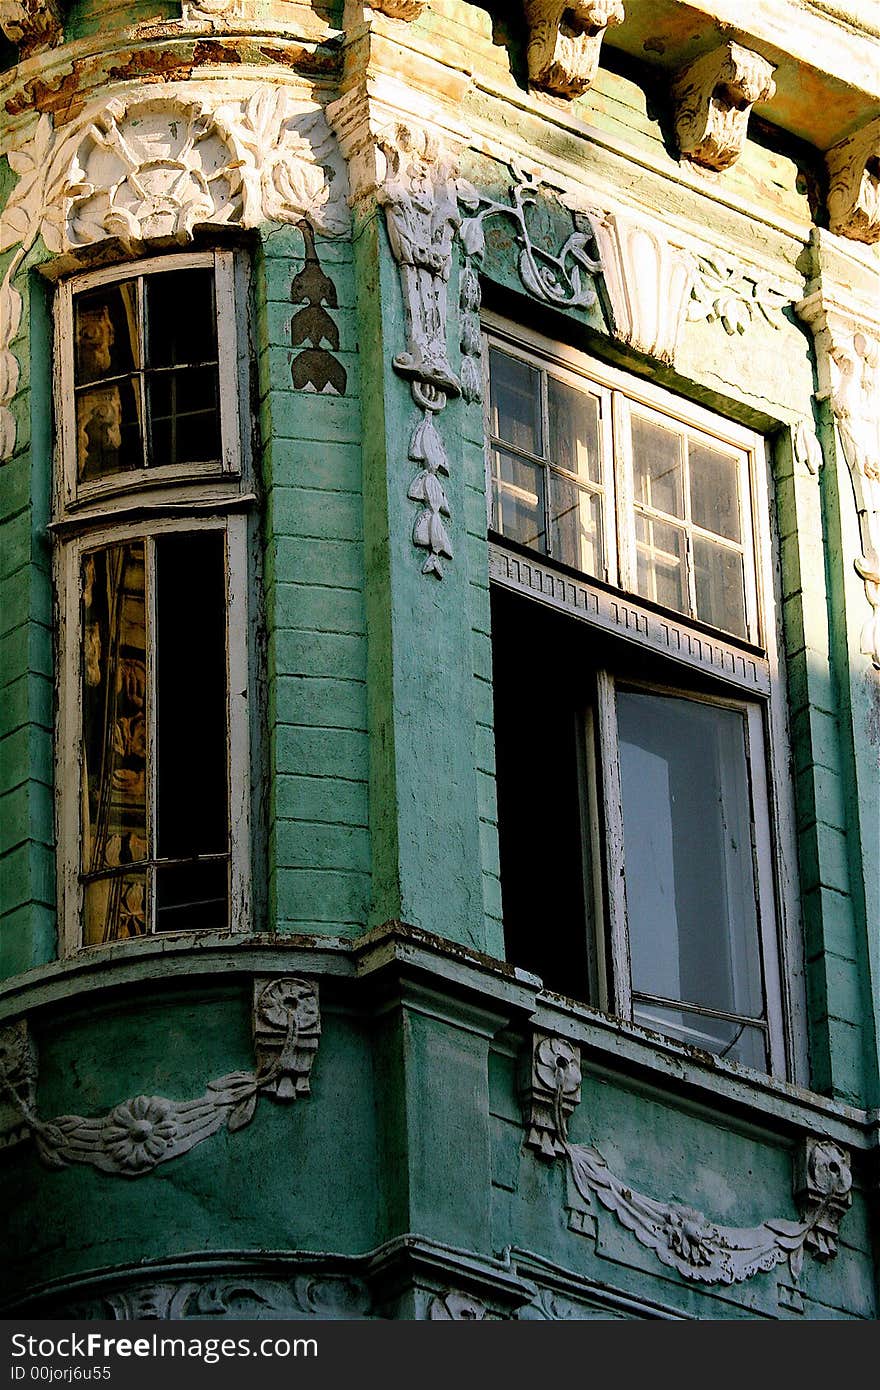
548 473 603 577
632 1000 768 1070
81 543 149 945
74 283 139 384
155 530 229 864
492 450 546 550
156 860 228 934
694 537 747 638
634 514 687 613
148 367 221 466
145 268 218 368
689 441 742 542
76 380 143 482
489 349 540 454
84 874 147 946
548 377 600 482
631 415 684 518
617 691 765 1023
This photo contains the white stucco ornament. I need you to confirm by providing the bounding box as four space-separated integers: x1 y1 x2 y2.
0 90 349 462
673 42 777 171
826 117 880 245
524 0 625 100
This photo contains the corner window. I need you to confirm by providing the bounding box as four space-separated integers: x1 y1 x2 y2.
486 317 802 1079
54 252 251 952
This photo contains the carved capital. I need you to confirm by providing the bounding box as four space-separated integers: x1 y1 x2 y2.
524 0 624 99
253 977 321 1100
588 206 694 362
673 42 776 171
520 1033 582 1159
826 118 880 245
0 0 62 55
794 1138 853 1260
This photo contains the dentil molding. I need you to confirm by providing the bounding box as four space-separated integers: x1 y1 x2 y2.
524 0 625 100
673 41 777 171
0 977 321 1175
522 1032 853 1288
0 88 349 463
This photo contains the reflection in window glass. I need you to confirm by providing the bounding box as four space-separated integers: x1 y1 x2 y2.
689 441 742 543
631 415 684 518
81 542 149 945
694 537 747 638
617 689 766 1065
489 349 540 455
71 266 222 484
635 514 687 614
549 474 603 576
492 448 545 550
548 378 600 482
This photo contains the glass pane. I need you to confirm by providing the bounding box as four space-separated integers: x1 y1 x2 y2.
548 473 603 577
81 542 148 877
74 283 139 384
156 860 228 934
492 450 546 550
145 268 218 368
631 414 684 518
155 530 229 862
84 873 148 946
76 379 143 482
634 513 687 613
489 349 540 454
148 367 221 466
689 441 742 542
632 1000 768 1071
617 690 765 1023
548 377 600 482
694 537 747 638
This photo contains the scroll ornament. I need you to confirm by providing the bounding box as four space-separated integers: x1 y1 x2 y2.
673 42 777 172
826 117 880 246
523 1034 853 1288
0 91 349 462
524 0 625 102
0 977 321 1176
687 253 789 336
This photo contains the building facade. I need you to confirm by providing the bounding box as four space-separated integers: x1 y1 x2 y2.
1 0 878 1320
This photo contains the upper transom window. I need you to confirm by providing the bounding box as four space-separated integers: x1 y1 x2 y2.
56 251 240 509
485 327 761 646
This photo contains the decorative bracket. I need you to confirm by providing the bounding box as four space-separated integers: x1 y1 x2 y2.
522 1032 852 1288
794 1138 853 1259
0 977 321 1177
586 206 693 362
826 118 880 245
0 0 62 55
524 0 625 100
520 1033 582 1158
368 0 428 17
673 42 776 171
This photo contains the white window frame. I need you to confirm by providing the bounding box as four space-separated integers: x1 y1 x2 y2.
484 312 806 1083
53 250 253 955
54 249 241 513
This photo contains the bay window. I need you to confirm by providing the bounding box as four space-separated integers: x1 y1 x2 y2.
54 251 252 952
486 315 802 1079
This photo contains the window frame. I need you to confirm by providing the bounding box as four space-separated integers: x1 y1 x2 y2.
483 312 806 1084
54 249 241 514
53 249 254 956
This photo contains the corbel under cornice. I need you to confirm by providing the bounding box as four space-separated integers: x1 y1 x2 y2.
672 41 777 172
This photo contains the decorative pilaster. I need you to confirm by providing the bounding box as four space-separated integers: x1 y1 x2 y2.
524 0 624 100
673 42 776 171
0 0 62 55
797 290 880 668
826 117 880 245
